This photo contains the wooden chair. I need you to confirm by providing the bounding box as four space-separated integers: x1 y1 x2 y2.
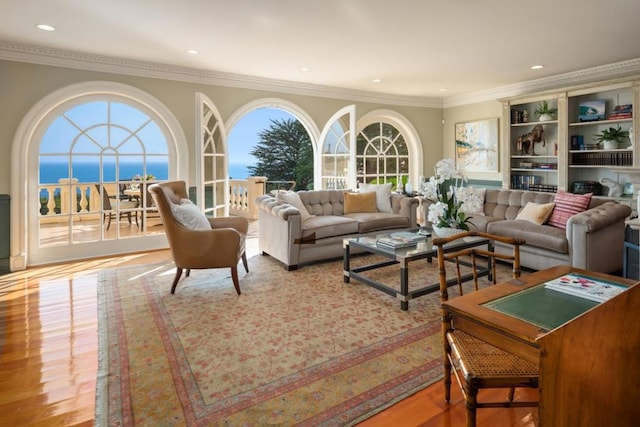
148 181 249 294
95 184 138 230
432 231 539 427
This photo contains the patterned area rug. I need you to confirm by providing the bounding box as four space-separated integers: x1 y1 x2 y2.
96 253 515 426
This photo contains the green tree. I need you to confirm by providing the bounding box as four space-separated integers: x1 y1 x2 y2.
248 118 313 190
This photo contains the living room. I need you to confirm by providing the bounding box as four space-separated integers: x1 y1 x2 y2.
1 1 640 425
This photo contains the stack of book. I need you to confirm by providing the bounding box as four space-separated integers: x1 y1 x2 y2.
544 273 627 303
376 231 427 250
609 104 632 120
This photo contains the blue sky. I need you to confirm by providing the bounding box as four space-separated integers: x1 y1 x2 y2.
227 108 294 165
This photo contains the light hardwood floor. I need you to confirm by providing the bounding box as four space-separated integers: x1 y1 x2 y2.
0 248 538 426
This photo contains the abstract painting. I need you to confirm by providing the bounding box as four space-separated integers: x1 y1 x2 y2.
455 118 499 172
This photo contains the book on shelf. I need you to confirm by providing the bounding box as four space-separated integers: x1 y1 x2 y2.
608 113 632 120
544 273 627 303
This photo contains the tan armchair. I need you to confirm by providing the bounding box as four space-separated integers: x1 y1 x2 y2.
148 181 249 295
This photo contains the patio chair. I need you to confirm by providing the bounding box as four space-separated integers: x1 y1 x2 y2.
95 185 138 230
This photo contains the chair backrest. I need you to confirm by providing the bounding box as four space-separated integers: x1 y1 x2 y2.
432 231 525 302
94 184 112 211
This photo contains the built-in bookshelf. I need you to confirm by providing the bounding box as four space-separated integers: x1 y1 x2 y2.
502 78 640 196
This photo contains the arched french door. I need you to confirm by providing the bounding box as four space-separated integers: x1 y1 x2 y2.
11 82 187 269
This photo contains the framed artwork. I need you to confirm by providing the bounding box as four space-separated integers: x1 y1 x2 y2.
455 118 499 172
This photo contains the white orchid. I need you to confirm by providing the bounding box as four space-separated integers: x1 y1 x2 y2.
423 158 472 230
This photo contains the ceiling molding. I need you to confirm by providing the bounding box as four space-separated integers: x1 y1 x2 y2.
443 58 640 108
1 40 639 110
0 40 443 109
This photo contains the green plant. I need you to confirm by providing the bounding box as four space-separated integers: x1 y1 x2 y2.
593 125 629 144
534 100 557 118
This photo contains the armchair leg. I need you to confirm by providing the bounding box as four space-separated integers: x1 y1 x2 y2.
170 268 183 294
186 268 191 277
231 266 241 295
241 252 249 273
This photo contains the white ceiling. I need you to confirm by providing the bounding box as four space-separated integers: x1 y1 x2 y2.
2 0 640 104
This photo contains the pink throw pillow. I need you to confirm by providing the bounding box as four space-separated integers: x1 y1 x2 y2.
547 192 592 229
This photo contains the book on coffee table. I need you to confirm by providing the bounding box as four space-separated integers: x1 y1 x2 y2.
376 232 426 250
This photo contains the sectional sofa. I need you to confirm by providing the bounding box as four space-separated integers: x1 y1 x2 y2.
256 189 419 270
426 188 631 273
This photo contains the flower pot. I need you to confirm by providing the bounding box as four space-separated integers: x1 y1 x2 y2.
432 225 467 238
603 140 619 150
538 113 554 122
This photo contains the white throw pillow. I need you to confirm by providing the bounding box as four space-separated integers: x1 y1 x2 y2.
456 187 486 216
170 199 211 230
276 191 313 221
359 183 393 213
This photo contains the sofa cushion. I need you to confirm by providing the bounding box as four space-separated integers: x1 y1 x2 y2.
276 191 314 221
359 183 393 213
488 220 568 254
547 192 592 230
343 191 377 214
301 215 359 240
345 212 411 233
298 189 345 216
484 189 556 220
467 215 503 232
516 202 555 225
457 187 486 216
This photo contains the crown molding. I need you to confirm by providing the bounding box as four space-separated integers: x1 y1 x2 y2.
2 40 639 110
443 58 640 108
0 40 443 109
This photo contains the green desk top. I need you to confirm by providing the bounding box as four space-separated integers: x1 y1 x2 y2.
482 284 599 331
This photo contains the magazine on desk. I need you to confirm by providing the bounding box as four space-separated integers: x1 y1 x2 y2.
544 273 627 303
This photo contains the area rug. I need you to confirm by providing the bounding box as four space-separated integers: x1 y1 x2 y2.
96 253 515 426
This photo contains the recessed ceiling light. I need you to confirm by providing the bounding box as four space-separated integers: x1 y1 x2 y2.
301 67 309 72
531 65 544 70
36 24 56 32
372 78 382 83
439 88 448 92
186 49 199 55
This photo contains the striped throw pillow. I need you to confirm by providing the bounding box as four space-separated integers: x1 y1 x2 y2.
547 192 592 229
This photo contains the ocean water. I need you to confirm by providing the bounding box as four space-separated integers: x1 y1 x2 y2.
39 159 254 184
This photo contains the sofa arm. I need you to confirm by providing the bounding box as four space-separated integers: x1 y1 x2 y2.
391 193 419 226
566 201 632 273
256 194 303 269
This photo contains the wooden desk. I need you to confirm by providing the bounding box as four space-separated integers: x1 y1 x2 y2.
442 265 639 425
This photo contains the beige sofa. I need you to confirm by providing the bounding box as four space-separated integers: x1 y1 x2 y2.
256 190 419 270
425 189 631 273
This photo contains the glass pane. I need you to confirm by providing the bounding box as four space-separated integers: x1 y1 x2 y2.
137 122 168 154
361 123 379 140
216 156 225 180
102 155 117 182
40 116 76 153
39 217 70 246
382 123 398 140
396 139 408 155
204 156 214 182
109 126 132 148
72 155 100 183
111 102 150 131
65 101 108 129
85 125 109 148
204 183 215 210
356 134 368 153
119 155 144 180
40 155 69 184
71 213 100 243
72 134 102 154
147 156 168 181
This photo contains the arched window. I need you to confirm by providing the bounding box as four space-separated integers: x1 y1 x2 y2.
38 99 170 247
356 121 409 188
11 81 186 268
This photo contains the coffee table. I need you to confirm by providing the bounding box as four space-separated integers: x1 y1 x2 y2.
343 229 491 311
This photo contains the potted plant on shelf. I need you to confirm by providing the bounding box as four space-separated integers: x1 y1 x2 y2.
594 125 630 150
534 100 557 122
